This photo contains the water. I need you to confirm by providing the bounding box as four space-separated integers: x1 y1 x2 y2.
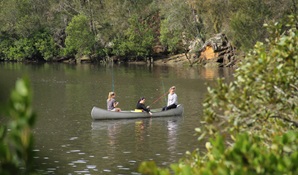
0 62 234 174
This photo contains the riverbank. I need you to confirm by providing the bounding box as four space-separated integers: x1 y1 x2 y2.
154 54 188 65
126 54 189 66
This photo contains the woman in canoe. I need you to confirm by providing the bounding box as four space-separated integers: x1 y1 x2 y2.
107 92 121 112
136 97 152 115
162 86 178 111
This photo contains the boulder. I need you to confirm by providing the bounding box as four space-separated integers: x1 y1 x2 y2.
194 33 237 67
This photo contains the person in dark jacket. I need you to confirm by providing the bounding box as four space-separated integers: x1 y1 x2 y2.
136 97 152 115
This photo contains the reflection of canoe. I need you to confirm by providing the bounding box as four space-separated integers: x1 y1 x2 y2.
91 116 182 130
91 104 184 120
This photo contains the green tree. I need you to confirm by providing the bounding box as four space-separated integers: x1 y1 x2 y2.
0 0 50 37
5 38 36 61
159 0 204 53
0 78 36 174
112 15 155 60
202 16 298 137
34 31 58 61
64 14 95 57
196 0 229 36
159 0 206 66
0 0 297 61
139 15 298 175
0 31 57 61
140 132 298 175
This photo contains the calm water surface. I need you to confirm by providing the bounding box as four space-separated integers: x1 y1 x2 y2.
0 62 234 174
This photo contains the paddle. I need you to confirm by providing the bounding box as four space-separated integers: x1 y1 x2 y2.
149 91 168 107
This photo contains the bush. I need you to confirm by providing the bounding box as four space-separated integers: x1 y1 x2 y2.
65 14 95 57
138 15 298 175
0 77 36 174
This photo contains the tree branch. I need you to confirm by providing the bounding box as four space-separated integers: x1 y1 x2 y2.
271 115 298 127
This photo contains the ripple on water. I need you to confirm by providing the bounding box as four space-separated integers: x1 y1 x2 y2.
119 167 130 171
74 170 90 174
129 160 137 165
66 149 81 154
86 165 97 169
47 168 56 171
70 137 78 140
72 159 87 164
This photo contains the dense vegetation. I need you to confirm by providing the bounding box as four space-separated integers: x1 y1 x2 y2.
0 78 36 174
139 15 298 175
0 0 297 62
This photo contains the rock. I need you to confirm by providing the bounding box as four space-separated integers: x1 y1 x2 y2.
194 33 237 67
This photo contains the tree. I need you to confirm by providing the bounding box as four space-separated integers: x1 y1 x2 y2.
0 0 50 37
202 15 298 137
159 0 205 66
34 31 58 61
112 15 155 60
138 15 298 175
64 14 95 57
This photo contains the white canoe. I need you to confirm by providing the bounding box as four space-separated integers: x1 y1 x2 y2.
91 104 184 120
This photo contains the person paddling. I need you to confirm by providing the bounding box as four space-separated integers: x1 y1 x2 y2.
162 86 178 111
107 92 121 112
136 97 152 115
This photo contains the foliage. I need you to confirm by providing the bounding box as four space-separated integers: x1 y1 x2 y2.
160 18 183 53
0 31 58 61
0 0 297 61
112 15 155 59
0 35 14 60
229 0 271 51
139 132 298 175
0 77 36 174
195 0 229 36
33 32 58 61
202 15 298 137
65 14 95 57
5 38 36 61
138 15 298 175
159 0 204 53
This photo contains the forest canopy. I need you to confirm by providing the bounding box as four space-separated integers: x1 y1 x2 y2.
0 0 297 62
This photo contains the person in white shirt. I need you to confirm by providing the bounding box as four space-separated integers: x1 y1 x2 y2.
162 86 178 111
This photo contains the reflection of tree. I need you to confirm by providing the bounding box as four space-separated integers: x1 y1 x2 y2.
152 65 234 80
199 67 234 80
134 119 152 150
200 68 219 80
167 120 178 154
107 124 119 152
135 120 145 141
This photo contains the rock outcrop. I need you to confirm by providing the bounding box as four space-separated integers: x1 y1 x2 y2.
190 33 238 67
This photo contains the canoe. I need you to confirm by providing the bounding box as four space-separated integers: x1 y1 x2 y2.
91 104 184 120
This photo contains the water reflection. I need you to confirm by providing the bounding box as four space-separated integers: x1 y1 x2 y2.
91 116 183 172
107 124 119 148
152 65 234 81
0 63 235 174
167 120 178 154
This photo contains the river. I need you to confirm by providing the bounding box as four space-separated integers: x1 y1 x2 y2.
0 62 234 174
